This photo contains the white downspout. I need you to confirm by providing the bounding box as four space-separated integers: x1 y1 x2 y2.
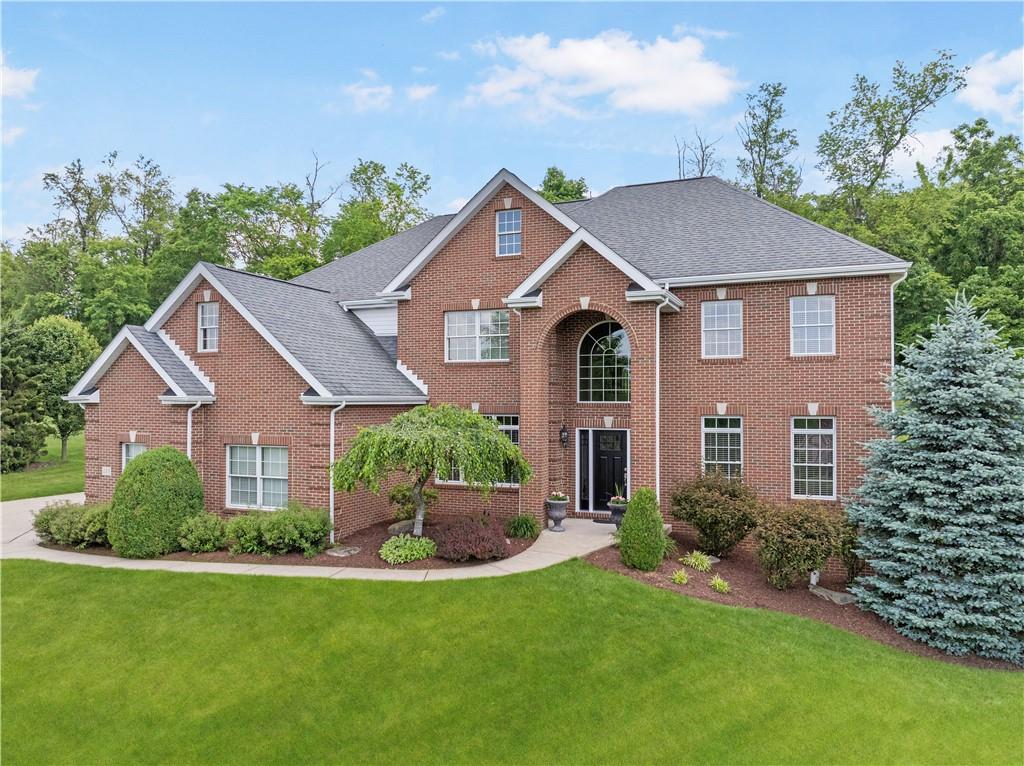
512 308 524 518
328 402 347 544
889 272 907 412
655 288 672 502
186 401 204 459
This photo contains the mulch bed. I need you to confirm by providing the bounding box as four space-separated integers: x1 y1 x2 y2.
585 528 1019 671
43 519 534 571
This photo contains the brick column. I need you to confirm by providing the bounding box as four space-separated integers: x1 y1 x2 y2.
519 312 551 526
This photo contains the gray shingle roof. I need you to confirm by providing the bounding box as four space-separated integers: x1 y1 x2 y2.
125 326 212 396
205 264 424 399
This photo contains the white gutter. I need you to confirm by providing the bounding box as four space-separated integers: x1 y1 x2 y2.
659 262 910 288
626 289 683 312
328 402 347 544
300 395 427 405
889 271 908 412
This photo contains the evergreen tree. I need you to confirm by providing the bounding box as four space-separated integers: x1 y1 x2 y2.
848 296 1024 664
0 321 51 472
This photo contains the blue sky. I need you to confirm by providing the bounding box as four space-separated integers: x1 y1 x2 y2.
3 2 1022 242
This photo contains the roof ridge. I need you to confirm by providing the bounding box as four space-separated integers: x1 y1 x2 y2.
204 262 333 293
608 176 717 191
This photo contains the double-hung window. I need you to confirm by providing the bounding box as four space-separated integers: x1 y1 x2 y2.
790 295 834 356
496 209 522 256
198 302 219 352
227 445 288 509
121 442 147 470
701 417 742 477
792 418 835 499
441 415 520 486
445 310 509 362
701 300 743 358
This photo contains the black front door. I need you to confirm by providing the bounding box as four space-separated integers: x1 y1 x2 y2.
578 429 627 512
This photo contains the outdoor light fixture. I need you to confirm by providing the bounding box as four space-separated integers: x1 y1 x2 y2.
559 424 569 448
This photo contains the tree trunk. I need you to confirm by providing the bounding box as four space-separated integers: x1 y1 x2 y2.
412 474 429 537
61 436 69 462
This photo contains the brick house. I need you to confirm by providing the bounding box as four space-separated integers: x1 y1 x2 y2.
67 169 908 540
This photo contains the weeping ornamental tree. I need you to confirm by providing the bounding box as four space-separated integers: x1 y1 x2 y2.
332 405 532 536
848 296 1024 664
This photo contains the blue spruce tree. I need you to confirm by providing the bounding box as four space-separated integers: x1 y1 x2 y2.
848 296 1024 664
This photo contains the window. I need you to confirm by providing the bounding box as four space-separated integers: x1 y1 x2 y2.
790 295 834 356
792 418 835 499
198 302 219 352
445 310 510 362
702 300 743 358
578 321 631 402
702 417 742 477
121 442 147 470
440 415 520 486
227 445 288 509
496 209 522 256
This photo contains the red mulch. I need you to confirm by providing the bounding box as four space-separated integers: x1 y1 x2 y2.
585 528 1020 672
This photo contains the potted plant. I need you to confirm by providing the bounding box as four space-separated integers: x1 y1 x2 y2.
546 491 570 532
607 484 628 529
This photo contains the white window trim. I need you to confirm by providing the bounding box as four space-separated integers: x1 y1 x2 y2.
790 417 837 500
225 445 289 510
197 302 219 353
436 415 520 487
121 442 146 471
574 427 632 513
577 320 631 404
790 295 836 357
495 209 522 257
701 300 743 359
700 416 743 477
444 310 510 363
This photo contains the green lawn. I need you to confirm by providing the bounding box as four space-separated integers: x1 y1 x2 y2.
1 433 85 501
2 559 1021 766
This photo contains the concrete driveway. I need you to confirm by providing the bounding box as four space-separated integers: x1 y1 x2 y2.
1 493 84 545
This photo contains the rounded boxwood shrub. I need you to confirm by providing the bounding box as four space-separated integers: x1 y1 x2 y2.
108 446 204 558
179 514 227 553
671 473 759 557
224 503 331 558
756 502 841 589
33 501 109 549
619 487 673 572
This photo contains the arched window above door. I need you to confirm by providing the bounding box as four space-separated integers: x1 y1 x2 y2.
578 320 631 403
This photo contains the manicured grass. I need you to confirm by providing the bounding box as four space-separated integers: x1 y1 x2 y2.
2 559 1021 766
1 433 85 501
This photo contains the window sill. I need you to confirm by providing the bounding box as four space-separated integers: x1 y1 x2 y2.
444 360 511 367
196 349 219 354
224 505 286 512
699 356 744 364
789 353 837 360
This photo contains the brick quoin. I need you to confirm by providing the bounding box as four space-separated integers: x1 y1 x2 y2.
83 179 896 558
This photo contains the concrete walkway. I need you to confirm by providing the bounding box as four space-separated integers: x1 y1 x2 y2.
0 493 615 581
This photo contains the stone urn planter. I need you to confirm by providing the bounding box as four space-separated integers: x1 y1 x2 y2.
546 494 569 532
607 499 628 530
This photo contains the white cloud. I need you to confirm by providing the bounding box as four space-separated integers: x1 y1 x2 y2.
406 84 438 102
1 53 40 99
2 126 25 145
466 30 742 121
957 48 1023 125
471 40 498 58
672 23 732 40
338 73 394 112
412 65 428 75
446 197 469 212
436 50 461 62
420 6 445 24
891 128 953 181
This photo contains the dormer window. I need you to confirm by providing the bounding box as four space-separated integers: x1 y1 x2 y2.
198 302 219 352
496 209 522 257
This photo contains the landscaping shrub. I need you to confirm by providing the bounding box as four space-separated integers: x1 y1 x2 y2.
434 517 509 562
225 504 331 558
505 514 540 539
680 550 712 572
107 446 204 558
389 483 438 522
756 502 841 589
379 534 437 564
178 514 227 553
837 520 866 582
671 473 760 557
670 569 689 585
33 501 109 549
619 488 673 572
709 574 731 594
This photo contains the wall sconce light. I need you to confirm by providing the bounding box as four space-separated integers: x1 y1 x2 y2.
559 424 569 448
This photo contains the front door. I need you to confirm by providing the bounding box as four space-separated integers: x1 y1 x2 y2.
578 429 628 511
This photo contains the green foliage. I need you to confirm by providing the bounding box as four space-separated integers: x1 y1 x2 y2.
537 166 589 202
148 189 230 305
225 504 332 558
848 297 1024 664
388 483 438 521
378 533 437 565
23 316 100 457
680 550 713 573
76 249 153 344
670 569 689 585
0 321 51 472
756 503 841 590
837 521 867 583
107 446 204 558
333 404 532 536
619 488 670 572
33 501 109 549
434 518 509 562
178 514 228 553
671 473 760 556
709 574 731 594
736 82 801 198
504 514 540 539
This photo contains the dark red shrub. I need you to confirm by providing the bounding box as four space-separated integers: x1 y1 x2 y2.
434 518 509 562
